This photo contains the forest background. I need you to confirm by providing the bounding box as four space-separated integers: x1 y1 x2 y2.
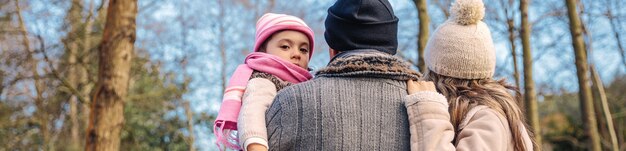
1 0 625 150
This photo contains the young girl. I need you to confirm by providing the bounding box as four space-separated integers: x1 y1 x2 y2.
213 13 315 151
404 0 536 150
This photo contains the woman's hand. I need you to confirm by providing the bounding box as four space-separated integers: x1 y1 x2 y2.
407 80 437 95
247 143 268 151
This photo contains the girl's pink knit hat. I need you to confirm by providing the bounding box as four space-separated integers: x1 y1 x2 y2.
254 13 315 58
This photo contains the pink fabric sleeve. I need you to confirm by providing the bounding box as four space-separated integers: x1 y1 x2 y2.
237 78 277 150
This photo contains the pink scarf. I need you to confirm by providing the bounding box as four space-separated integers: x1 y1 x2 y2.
213 52 312 150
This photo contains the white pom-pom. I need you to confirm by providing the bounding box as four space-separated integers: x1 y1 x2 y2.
450 0 485 25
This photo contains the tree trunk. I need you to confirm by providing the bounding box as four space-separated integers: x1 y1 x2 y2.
412 0 429 73
80 2 96 148
617 119 626 151
179 3 196 150
614 113 624 150
82 102 90 146
66 0 83 149
15 0 48 149
507 19 520 88
184 101 196 151
590 66 619 151
85 0 137 150
579 7 613 150
591 68 610 149
565 0 602 150
219 0 227 95
81 0 99 147
519 0 542 149
69 96 80 150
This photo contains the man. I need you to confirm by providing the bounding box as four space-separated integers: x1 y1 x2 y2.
266 0 419 150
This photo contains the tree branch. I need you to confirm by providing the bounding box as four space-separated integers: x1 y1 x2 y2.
36 35 89 104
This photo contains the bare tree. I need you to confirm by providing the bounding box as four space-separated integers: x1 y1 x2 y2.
577 3 619 149
15 0 49 149
565 0 601 150
64 0 85 149
179 2 195 150
83 0 107 139
85 0 137 150
184 101 196 151
519 0 542 149
412 0 429 73
219 0 227 96
590 66 619 151
604 0 626 68
497 0 520 87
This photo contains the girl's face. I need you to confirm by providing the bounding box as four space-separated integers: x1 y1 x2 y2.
264 30 311 69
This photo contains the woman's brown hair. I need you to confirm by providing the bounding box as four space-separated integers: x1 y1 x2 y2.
422 70 538 151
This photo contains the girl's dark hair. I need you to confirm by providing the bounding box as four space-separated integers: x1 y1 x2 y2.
257 36 271 52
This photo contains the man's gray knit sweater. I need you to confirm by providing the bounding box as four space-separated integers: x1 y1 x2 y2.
266 50 421 150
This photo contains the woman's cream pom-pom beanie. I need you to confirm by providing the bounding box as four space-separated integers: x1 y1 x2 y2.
424 0 496 79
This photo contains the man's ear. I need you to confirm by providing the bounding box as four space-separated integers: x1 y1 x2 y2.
329 48 339 58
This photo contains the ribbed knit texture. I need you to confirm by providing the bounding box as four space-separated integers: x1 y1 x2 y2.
265 50 414 150
237 78 276 150
424 0 496 80
237 72 293 150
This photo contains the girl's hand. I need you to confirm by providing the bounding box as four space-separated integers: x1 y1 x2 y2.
407 80 437 95
247 143 268 151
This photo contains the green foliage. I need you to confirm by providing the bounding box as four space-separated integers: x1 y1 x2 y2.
118 49 215 150
120 51 191 151
1 2 211 149
539 93 586 150
539 75 626 150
